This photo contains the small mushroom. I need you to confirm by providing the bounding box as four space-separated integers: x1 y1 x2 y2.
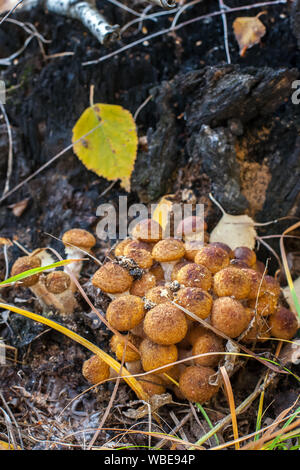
82 355 110 384
268 306 299 340
130 272 156 297
137 373 166 396
192 330 224 368
44 271 78 314
234 246 257 267
144 285 173 305
62 228 96 277
211 297 249 338
123 240 153 269
152 238 185 281
110 333 141 362
175 286 213 320
176 216 208 261
143 302 188 345
176 263 212 291
131 218 163 243
106 295 145 331
92 261 133 299
139 338 178 374
213 266 251 299
179 365 219 404
195 245 230 274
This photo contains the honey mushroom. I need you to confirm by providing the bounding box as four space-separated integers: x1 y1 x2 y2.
144 285 174 305
62 228 96 278
137 374 166 397
129 272 156 297
176 215 208 262
123 240 153 269
213 266 251 299
241 309 271 344
233 246 257 268
139 338 178 374
44 271 78 314
114 238 133 257
92 261 133 299
211 297 250 338
248 274 281 316
152 238 186 281
171 259 192 281
191 330 224 368
268 306 299 340
175 287 213 321
241 268 267 300
176 263 212 291
106 295 145 331
82 355 110 384
143 302 188 345
179 365 219 404
194 245 230 274
131 218 163 243
110 332 141 362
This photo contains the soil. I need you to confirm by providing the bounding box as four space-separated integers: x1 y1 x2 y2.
0 0 299 450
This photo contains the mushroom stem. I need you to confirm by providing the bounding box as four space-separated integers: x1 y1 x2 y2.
160 261 180 282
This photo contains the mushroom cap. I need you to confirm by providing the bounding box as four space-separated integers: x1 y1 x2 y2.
268 306 299 340
175 287 213 320
210 242 234 259
45 271 71 294
248 293 278 316
106 295 145 331
230 259 250 269
144 285 173 305
192 331 224 367
213 266 251 299
195 245 230 274
253 260 266 274
114 238 133 257
264 275 281 297
92 262 133 294
241 268 266 300
234 246 256 267
152 238 185 263
176 263 212 291
211 297 249 338
11 255 41 287
171 260 192 281
175 216 207 239
123 241 153 269
131 219 163 243
186 324 208 346
130 272 156 297
110 333 141 362
137 373 166 396
140 338 178 373
184 242 202 262
143 302 188 345
62 228 96 250
82 355 110 384
179 365 219 403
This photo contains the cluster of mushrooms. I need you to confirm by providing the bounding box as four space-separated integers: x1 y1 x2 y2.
10 217 299 404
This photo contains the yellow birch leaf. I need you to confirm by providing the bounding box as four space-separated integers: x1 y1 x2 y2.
233 13 266 57
72 104 138 192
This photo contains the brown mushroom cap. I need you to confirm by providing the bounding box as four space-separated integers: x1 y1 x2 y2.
114 238 133 257
144 285 173 305
137 373 166 396
106 295 145 331
143 302 188 345
92 262 133 294
171 260 192 281
230 259 250 269
179 365 219 403
177 263 212 291
268 306 298 340
210 242 234 259
82 355 110 384
152 238 185 263
175 287 213 320
131 219 163 243
242 268 267 300
45 271 71 294
140 338 178 374
130 272 156 297
62 228 96 251
149 262 165 282
110 333 141 362
11 255 41 287
195 245 230 274
186 324 208 346
175 216 208 239
213 266 251 299
234 246 256 267
211 297 249 338
192 331 224 368
248 293 278 316
123 241 153 269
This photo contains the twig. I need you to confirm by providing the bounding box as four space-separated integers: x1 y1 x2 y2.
0 103 13 197
219 0 231 64
0 0 24 26
133 94 152 121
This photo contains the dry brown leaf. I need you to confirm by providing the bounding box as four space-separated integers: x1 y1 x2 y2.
233 13 266 57
123 393 173 419
8 198 29 217
0 0 21 14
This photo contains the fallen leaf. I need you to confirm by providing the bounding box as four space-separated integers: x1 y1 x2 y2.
123 393 173 419
233 13 266 57
8 198 29 217
72 103 138 192
209 194 257 250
